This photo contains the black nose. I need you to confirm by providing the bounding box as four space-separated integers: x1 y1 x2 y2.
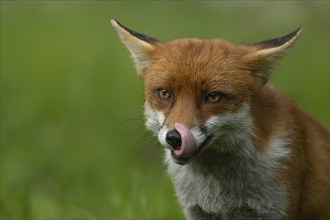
166 129 182 150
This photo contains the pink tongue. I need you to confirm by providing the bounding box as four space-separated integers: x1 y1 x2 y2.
173 123 198 158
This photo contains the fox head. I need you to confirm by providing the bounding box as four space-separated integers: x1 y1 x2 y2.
112 19 302 165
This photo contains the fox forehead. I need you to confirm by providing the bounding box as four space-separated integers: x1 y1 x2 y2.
112 19 302 97
145 39 255 96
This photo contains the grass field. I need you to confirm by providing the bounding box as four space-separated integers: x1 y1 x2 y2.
1 1 329 219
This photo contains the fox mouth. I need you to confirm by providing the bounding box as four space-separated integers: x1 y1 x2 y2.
170 135 213 165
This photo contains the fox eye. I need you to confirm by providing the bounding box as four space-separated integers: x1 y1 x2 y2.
204 92 224 104
157 89 171 100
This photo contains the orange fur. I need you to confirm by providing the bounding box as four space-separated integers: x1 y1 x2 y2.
112 20 330 219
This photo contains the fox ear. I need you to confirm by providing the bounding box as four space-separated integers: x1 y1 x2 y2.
243 27 303 88
111 19 160 77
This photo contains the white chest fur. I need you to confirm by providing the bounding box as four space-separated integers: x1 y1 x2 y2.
165 134 291 219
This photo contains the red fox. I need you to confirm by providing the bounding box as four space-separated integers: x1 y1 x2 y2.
112 19 330 220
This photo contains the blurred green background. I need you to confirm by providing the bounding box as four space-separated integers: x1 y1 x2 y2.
1 1 329 219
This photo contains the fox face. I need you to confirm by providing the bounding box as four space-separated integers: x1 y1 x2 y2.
143 40 256 164
112 19 302 164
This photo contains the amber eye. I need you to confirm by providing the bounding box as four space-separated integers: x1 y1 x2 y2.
157 89 171 100
204 92 224 103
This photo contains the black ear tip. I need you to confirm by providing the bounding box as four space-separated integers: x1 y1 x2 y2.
295 26 303 35
111 18 119 27
252 27 303 48
111 18 125 29
111 19 159 44
286 26 303 41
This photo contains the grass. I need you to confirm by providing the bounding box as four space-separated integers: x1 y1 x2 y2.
1 1 329 219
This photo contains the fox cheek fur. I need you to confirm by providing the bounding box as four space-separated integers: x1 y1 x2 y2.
112 19 330 220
